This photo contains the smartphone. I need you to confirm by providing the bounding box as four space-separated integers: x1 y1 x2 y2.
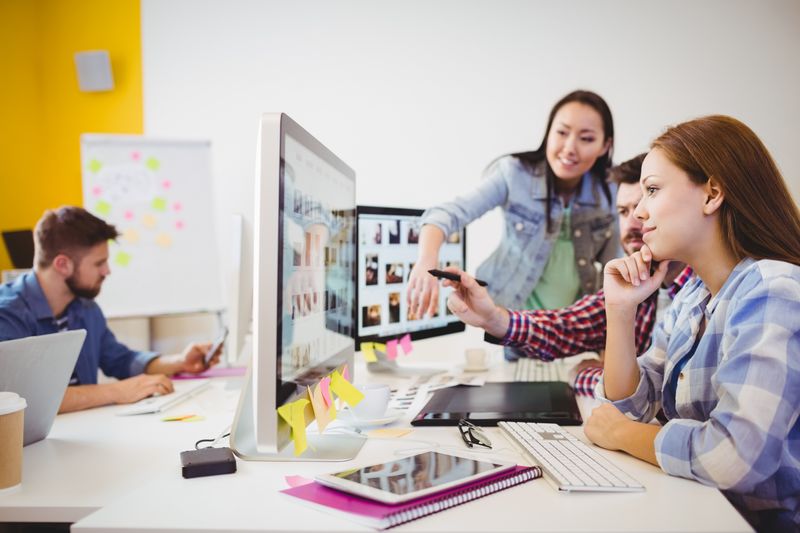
427 268 488 287
203 327 228 368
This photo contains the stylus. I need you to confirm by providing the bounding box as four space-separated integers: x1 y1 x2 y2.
428 269 488 287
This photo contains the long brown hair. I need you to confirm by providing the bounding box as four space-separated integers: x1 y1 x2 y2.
652 115 800 266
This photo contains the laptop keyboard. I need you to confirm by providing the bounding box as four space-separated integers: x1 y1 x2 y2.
499 421 644 492
513 357 568 382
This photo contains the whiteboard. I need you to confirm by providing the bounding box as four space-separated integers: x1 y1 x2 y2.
80 135 224 318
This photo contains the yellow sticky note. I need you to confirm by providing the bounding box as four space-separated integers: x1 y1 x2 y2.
309 385 335 433
146 157 160 171
360 342 377 362
89 159 102 173
277 398 310 456
114 251 131 267
95 200 112 216
373 342 387 354
152 197 167 212
329 370 364 407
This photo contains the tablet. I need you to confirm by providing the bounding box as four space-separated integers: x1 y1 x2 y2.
315 451 514 504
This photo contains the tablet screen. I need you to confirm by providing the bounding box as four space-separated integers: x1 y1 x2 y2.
328 451 507 497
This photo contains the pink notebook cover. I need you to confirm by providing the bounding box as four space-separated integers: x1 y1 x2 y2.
172 366 247 380
281 465 540 529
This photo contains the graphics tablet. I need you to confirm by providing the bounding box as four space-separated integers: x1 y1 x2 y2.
411 382 582 426
315 451 514 504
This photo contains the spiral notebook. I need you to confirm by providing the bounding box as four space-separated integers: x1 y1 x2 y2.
281 464 540 530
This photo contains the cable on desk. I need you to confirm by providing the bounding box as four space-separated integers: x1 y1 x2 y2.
195 432 230 449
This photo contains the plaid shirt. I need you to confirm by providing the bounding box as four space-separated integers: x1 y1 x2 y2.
499 267 694 395
597 259 800 526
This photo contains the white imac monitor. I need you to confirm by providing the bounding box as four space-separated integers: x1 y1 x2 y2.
230 113 364 461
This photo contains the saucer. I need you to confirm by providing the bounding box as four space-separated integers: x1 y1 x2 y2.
338 408 403 428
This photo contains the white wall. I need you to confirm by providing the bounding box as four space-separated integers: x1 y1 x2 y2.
142 0 800 292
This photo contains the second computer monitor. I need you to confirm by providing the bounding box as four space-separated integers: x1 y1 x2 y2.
356 205 465 345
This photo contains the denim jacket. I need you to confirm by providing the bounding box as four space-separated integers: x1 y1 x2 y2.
421 156 620 309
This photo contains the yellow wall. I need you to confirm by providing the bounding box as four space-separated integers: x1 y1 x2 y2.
0 0 142 270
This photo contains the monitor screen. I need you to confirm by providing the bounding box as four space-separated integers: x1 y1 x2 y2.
2 230 34 269
231 113 363 461
355 206 466 345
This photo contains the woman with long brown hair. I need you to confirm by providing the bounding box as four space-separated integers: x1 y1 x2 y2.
585 115 800 531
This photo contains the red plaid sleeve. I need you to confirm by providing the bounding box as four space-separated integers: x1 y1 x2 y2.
573 367 604 396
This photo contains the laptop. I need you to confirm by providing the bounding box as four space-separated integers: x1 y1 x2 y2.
411 382 582 427
0 330 87 445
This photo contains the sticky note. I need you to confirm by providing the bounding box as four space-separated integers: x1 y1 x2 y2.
385 340 398 360
89 159 102 173
285 475 314 488
131 151 141 161
95 200 112 216
277 398 310 456
146 157 160 171
123 210 135 221
152 197 168 212
342 364 350 382
142 214 157 229
114 251 131 267
329 370 364 407
309 385 335 433
161 414 195 422
123 228 140 244
175 220 185 230
91 185 103 197
367 428 413 439
173 201 182 211
399 333 413 355
155 233 172 248
162 179 172 189
318 376 332 406
360 342 377 362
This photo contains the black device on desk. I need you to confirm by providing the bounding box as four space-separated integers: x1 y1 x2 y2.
411 382 582 426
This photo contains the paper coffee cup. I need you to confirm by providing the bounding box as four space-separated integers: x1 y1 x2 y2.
464 348 488 370
0 391 26 492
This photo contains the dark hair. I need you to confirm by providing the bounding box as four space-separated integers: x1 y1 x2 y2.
510 90 614 232
34 206 119 269
652 115 800 266
609 153 647 185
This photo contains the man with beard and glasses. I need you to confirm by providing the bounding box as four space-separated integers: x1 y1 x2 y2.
442 154 693 397
0 207 221 413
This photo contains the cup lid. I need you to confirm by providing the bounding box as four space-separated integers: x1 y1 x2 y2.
0 392 26 416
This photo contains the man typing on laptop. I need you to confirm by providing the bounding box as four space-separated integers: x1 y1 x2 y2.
0 206 221 413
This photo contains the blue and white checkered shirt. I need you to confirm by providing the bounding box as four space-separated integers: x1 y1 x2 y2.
597 258 800 527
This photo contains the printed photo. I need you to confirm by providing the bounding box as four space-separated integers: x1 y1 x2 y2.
360 221 383 245
388 292 401 324
388 220 401 244
362 304 382 327
365 254 379 286
406 221 420 244
385 263 404 284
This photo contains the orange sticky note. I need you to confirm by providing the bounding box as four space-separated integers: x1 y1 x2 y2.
329 370 364 407
385 340 398 360
309 385 335 433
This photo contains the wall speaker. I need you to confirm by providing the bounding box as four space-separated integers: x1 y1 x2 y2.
74 50 114 92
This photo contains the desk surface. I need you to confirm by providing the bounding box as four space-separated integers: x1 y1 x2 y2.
0 333 752 532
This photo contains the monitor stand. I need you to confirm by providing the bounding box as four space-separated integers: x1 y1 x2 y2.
230 369 366 462
366 351 445 377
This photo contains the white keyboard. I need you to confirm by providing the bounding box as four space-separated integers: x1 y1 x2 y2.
513 357 568 382
117 379 211 416
499 421 644 492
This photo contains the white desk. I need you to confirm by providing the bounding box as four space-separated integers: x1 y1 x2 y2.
0 334 752 532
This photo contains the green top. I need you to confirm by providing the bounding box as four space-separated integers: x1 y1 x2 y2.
525 205 581 310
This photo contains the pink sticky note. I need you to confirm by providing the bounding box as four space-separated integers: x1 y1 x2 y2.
386 339 399 360
162 179 172 189
131 151 141 161
318 376 332 407
123 210 135 221
399 333 413 355
285 475 314 488
91 185 103 197
173 201 183 211
342 364 350 382
175 220 185 230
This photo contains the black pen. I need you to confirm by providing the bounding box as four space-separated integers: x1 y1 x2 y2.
428 269 488 287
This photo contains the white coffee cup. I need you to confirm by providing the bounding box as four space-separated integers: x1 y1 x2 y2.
0 391 26 492
464 348 489 371
351 384 391 420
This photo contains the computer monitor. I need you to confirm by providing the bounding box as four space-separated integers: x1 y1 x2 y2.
355 205 466 346
2 229 34 269
230 113 364 461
